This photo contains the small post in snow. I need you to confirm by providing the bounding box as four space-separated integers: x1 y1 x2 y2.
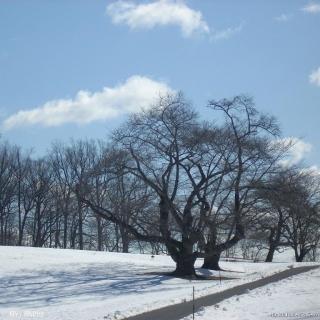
192 286 195 320
219 270 222 284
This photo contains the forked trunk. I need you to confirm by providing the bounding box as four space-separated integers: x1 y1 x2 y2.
173 253 197 277
295 249 306 262
159 197 197 277
296 255 304 262
202 251 221 270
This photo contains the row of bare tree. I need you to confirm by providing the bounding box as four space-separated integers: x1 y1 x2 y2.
0 140 141 253
1 94 319 276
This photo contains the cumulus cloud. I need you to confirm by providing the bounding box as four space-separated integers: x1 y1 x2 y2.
2 76 174 130
302 2 320 13
279 137 313 167
309 67 320 86
106 0 210 37
107 0 243 41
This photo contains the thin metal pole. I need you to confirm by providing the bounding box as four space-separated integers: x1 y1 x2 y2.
219 270 222 284
192 286 195 320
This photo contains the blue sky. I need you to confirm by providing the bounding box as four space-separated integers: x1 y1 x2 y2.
0 0 319 169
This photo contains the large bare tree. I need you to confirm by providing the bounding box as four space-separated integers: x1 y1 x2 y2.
200 95 285 269
105 94 237 276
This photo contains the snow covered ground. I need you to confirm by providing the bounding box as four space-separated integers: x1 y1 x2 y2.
183 267 320 320
0 246 316 320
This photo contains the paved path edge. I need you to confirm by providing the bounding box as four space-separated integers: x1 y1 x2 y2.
123 265 319 320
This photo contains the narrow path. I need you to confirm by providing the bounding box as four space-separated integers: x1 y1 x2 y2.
123 265 319 320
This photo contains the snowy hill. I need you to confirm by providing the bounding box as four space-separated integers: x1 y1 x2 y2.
0 246 313 320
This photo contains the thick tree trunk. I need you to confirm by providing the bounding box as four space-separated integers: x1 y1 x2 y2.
295 249 306 262
170 238 198 277
265 245 275 262
201 223 244 271
296 255 304 262
265 228 276 262
265 213 284 262
173 252 197 277
159 197 197 277
122 236 129 253
18 231 23 246
202 251 221 270
120 225 129 253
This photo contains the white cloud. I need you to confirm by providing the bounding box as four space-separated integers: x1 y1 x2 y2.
106 0 210 37
309 67 320 86
107 1 243 41
275 13 293 22
2 76 174 130
279 137 313 167
302 2 320 13
210 24 243 41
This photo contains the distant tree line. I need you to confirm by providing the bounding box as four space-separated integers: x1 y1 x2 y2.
1 94 319 277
